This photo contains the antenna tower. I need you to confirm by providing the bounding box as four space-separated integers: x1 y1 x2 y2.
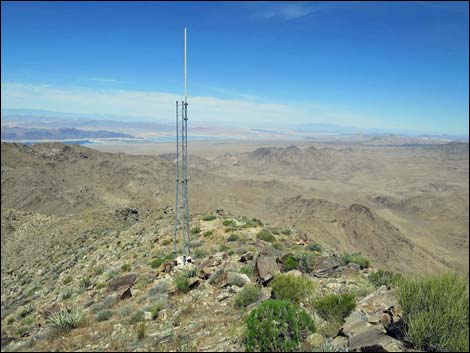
174 28 190 262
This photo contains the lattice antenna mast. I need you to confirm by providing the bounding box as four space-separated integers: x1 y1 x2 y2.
174 28 191 262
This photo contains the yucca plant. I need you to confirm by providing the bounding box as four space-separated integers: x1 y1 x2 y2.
47 307 85 331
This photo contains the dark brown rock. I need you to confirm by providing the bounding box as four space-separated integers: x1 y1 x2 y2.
108 272 137 299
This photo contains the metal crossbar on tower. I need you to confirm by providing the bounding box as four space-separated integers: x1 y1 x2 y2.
173 28 190 262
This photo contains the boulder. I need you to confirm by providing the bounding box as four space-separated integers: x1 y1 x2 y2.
107 272 137 299
348 326 404 352
312 256 341 278
255 254 279 285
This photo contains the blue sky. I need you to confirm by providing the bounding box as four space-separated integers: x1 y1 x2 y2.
1 1 469 135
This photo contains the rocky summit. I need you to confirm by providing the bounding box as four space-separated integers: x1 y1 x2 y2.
1 142 468 352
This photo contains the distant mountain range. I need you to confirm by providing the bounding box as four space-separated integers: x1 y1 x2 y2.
1 126 136 141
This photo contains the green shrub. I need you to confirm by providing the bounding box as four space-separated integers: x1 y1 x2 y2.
183 267 197 278
95 282 106 290
136 322 146 340
93 265 105 275
203 230 213 237
240 266 254 278
202 214 217 221
315 293 356 322
19 304 34 318
225 226 237 233
96 309 113 322
63 276 73 285
47 307 85 331
297 252 317 273
6 315 15 325
235 284 261 308
150 254 172 269
341 252 370 269
191 226 201 235
121 263 131 272
175 275 190 293
145 304 163 320
397 273 469 352
162 238 172 246
80 277 91 289
272 241 283 251
257 230 275 243
245 300 315 352
271 274 315 304
131 310 145 323
219 245 230 252
242 218 263 228
368 269 403 288
271 228 281 235
228 249 235 256
281 228 292 236
62 288 73 300
307 244 322 253
223 219 235 226
283 255 299 271
227 233 239 242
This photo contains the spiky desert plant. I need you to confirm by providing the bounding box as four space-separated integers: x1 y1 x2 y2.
47 307 85 331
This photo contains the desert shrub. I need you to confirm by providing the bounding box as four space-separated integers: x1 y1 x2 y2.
96 309 113 322
6 315 15 325
228 249 235 256
79 277 91 289
280 228 292 236
93 265 106 275
193 248 207 259
223 219 235 227
175 275 190 293
235 284 261 308
283 255 299 271
136 322 146 340
341 252 370 269
121 263 131 272
225 226 237 233
95 282 106 290
271 228 281 235
47 307 85 331
145 303 163 320
131 310 145 323
271 274 315 304
162 238 172 246
148 280 169 296
183 267 197 278
190 226 201 235
272 241 283 251
19 304 34 318
202 214 217 221
297 252 317 273
307 244 322 253
219 244 230 252
313 342 339 352
368 269 403 288
397 273 469 352
203 230 213 237
227 233 239 242
63 276 73 285
256 230 275 243
315 293 356 322
245 300 315 352
62 288 73 300
240 266 254 278
150 254 172 269
242 218 263 228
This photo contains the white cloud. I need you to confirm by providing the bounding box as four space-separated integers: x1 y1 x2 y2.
1 81 393 131
255 2 318 21
0 82 318 126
